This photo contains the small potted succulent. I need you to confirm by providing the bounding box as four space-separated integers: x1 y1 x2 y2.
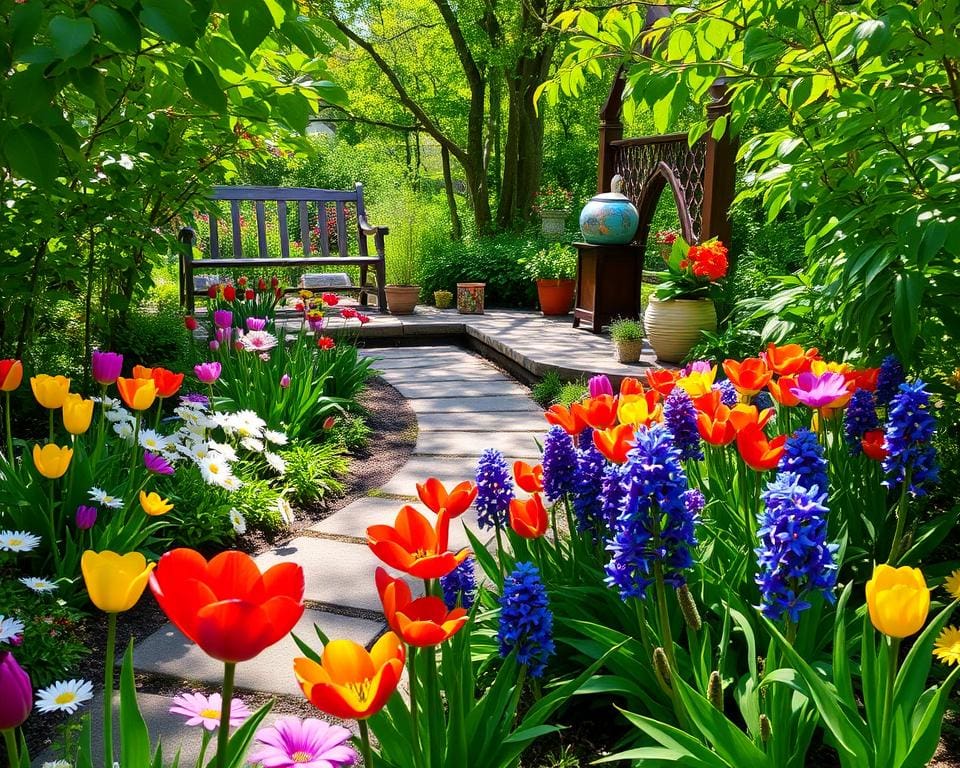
534 185 573 235
609 317 645 363
520 243 577 316
434 290 453 309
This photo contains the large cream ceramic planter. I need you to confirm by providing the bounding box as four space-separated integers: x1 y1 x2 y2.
644 296 717 363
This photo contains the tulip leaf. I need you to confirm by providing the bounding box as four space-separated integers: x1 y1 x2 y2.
901 666 960 768
290 630 323 664
75 714 93 768
120 641 151 768
893 600 958 712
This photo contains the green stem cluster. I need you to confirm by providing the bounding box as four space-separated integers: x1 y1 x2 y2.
103 613 118 768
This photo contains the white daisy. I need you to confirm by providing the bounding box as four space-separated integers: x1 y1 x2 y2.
263 429 288 446
138 428 164 452
239 330 278 353
229 410 266 438
0 615 26 644
89 488 123 509
276 497 295 525
219 474 243 492
112 421 134 441
207 441 238 462
199 452 231 484
174 406 201 424
0 530 42 552
264 451 287 475
35 679 94 714
104 404 132 424
20 577 58 593
240 436 265 453
42 761 72 768
229 508 247 534
209 411 235 431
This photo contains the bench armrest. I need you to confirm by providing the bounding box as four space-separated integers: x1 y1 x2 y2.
357 215 390 237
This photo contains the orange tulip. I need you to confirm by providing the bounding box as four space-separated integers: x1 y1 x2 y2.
736 424 787 471
767 376 801 407
513 461 543 493
415 478 477 519
619 377 645 396
848 367 880 392
617 392 662 427
367 505 469 579
132 365 154 380
722 358 772 397
861 429 888 461
645 369 679 397
728 404 774 433
151 367 184 399
0 360 23 392
696 405 737 446
294 632 405 720
761 343 818 376
375 568 467 646
593 424 636 463
579 394 619 430
116 377 157 411
544 403 587 435
509 493 549 539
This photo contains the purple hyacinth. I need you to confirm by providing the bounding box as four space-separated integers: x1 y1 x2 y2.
572 439 607 534
441 557 476 611
143 452 175 476
778 428 828 496
599 463 625 529
875 355 905 408
664 387 703 461
475 449 514 529
542 425 578 501
497 562 555 678
179 393 210 407
754 390 774 412
604 424 698 600
715 380 738 407
882 381 939 496
755 472 838 623
684 488 706 516
844 389 879 454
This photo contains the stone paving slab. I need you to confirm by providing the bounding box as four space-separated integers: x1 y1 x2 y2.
416 410 547 432
378 455 531 497
133 608 383 697
404 395 540 414
375 366 512 384
388 378 530 399
412 430 543 458
363 354 491 370
255 537 400 612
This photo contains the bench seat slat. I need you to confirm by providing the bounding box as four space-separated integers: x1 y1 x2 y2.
212 186 361 202
299 200 310 257
194 257 382 268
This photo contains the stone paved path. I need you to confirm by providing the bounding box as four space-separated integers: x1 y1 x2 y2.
112 346 545 764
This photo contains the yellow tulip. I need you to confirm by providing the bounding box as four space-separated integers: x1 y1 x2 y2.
81 550 156 613
32 443 73 479
866 564 930 638
139 490 173 517
810 359 852 376
62 393 94 435
30 374 71 409
676 368 717 398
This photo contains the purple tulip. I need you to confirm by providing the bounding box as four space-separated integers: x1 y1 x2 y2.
215 327 230 343
0 650 32 730
683 360 713 376
246 317 267 331
280 374 291 389
307 317 324 333
588 375 613 398
75 505 98 530
789 371 851 408
144 452 174 476
91 350 123 386
213 310 233 329
194 362 222 385
209 340 220 351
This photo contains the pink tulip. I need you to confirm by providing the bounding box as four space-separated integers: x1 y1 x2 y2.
194 362 222 384
0 650 32 730
280 374 291 389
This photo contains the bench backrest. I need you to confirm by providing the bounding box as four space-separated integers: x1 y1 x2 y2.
201 183 369 260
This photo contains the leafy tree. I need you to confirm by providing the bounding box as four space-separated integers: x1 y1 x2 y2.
540 1 960 364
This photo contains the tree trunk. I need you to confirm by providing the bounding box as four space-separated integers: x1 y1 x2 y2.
441 145 463 240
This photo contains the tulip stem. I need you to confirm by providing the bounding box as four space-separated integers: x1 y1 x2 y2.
880 636 900 761
104 612 117 768
358 720 374 768
3 728 19 768
49 409 54 444
407 646 423 766
217 662 236 768
887 467 913 565
4 391 12 463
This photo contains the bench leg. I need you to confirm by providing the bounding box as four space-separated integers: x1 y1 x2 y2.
359 264 368 307
375 261 387 313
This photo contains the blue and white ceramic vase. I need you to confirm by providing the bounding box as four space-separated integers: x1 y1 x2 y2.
579 175 639 245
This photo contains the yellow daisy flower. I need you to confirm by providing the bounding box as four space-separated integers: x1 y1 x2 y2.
944 568 960 601
934 626 960 666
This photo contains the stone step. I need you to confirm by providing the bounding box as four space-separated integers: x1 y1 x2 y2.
388 379 530 399
412 430 543 459
415 410 547 433
377 455 533 497
376 366 512 383
403 395 540 414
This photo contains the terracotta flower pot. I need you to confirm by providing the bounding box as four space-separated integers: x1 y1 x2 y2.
643 296 718 363
613 338 645 363
457 283 485 314
385 285 420 315
536 279 575 316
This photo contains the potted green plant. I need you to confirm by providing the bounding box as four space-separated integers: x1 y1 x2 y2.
520 243 577 316
384 227 421 315
434 290 453 309
534 185 573 235
609 317 645 363
644 236 728 363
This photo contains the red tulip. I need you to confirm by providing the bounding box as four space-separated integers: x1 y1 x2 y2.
512 461 543 493
509 494 549 539
645 369 679 397
237 277 248 287
223 285 237 302
619 377 645 396
152 367 184 399
184 316 198 331
736 425 787 471
579 394 619 430
258 278 267 291
416 477 477 519
761 343 818 376
767 376 801 407
593 424 636 463
0 359 23 392
375 568 467 646
848 367 880 392
862 429 888 461
149 549 305 663
208 285 218 299
367 506 469 579
722 358 772 397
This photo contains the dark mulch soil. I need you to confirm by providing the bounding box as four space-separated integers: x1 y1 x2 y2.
15 375 416 760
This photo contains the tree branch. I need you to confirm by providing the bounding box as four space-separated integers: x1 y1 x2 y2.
430 0 484 91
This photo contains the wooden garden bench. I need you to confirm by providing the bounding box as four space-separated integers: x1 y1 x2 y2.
178 184 388 313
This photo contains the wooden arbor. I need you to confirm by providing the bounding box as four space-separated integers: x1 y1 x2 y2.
572 71 736 332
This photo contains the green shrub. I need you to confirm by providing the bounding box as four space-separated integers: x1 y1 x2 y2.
229 476 284 532
610 317 644 342
520 243 577 281
532 371 564 407
556 381 589 406
110 298 192 373
165 464 233 548
281 441 349 505
328 412 373 452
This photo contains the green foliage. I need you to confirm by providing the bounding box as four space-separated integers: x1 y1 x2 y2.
520 243 578 281
610 317 644 342
316 343 376 403
280 440 349 505
227 476 284 533
165 463 234 548
327 412 373 452
556 381 588 406
532 371 564 407
109 298 193 373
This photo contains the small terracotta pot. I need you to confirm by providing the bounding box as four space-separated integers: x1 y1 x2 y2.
613 338 645 363
536 279 575 316
643 296 717 363
385 285 420 315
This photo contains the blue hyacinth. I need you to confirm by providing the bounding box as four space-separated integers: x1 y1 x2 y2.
876 355 905 408
599 463 626 529
844 388 879 454
604 424 699 601
882 381 939 496
756 472 838 623
715 380 738 407
542 425 578 501
441 557 476 610
572 440 607 534
754 390 774 412
475 448 514 529
778 428 829 497
664 387 704 461
497 562 555 678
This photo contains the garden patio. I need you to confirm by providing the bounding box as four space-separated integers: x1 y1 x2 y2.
2 1 959 768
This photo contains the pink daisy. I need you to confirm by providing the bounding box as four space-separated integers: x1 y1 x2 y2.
248 716 356 768
169 692 251 731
